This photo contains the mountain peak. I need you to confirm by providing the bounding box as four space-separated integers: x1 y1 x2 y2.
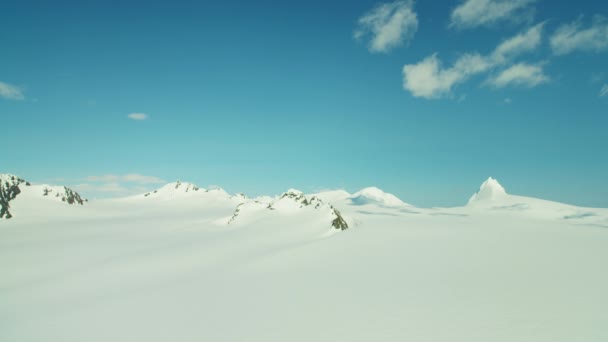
468 177 507 204
143 181 202 197
349 187 409 207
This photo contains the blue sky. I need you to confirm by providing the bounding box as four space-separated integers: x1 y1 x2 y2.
1 0 607 207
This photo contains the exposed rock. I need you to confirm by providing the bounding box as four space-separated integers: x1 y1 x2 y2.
0 175 25 219
330 207 349 230
227 203 244 224
41 186 86 205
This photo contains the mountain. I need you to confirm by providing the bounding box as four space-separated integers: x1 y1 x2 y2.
463 177 608 225
0 174 86 219
468 177 507 203
141 180 237 200
143 180 201 197
3 173 607 228
227 189 349 230
348 187 410 207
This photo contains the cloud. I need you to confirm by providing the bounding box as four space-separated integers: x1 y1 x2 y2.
402 53 493 98
487 62 549 88
601 84 608 97
0 81 25 100
85 174 165 184
550 15 608 55
492 22 544 61
504 97 513 104
74 182 132 194
450 0 536 29
127 113 149 120
354 0 418 53
403 24 544 98
71 173 166 198
73 182 156 198
590 72 605 84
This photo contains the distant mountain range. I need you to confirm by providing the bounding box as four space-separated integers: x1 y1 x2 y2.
1 173 607 229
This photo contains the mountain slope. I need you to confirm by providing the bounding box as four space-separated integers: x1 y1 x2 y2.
463 177 608 226
1 174 86 219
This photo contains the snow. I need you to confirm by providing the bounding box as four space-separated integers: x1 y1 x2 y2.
1 175 608 341
348 186 410 207
311 189 352 203
142 180 203 199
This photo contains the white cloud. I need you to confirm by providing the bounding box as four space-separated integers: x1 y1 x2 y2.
492 23 544 61
0 81 25 100
487 62 549 88
504 97 513 104
450 0 536 29
127 113 149 120
73 182 155 198
72 173 166 198
403 24 544 98
402 55 457 98
85 174 165 184
600 84 608 97
74 182 131 194
402 53 493 98
550 16 608 55
354 0 418 53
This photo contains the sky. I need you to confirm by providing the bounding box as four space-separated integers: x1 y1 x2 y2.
1 0 607 207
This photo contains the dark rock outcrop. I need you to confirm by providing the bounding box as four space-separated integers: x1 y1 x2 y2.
0 175 26 219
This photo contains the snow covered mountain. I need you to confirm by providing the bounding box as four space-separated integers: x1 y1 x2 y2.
143 180 202 197
2 173 607 228
468 176 507 203
463 177 608 225
227 189 349 230
0 174 86 219
348 186 411 207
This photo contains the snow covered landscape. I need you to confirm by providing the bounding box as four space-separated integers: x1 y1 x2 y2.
2 173 607 341
3 1 608 340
